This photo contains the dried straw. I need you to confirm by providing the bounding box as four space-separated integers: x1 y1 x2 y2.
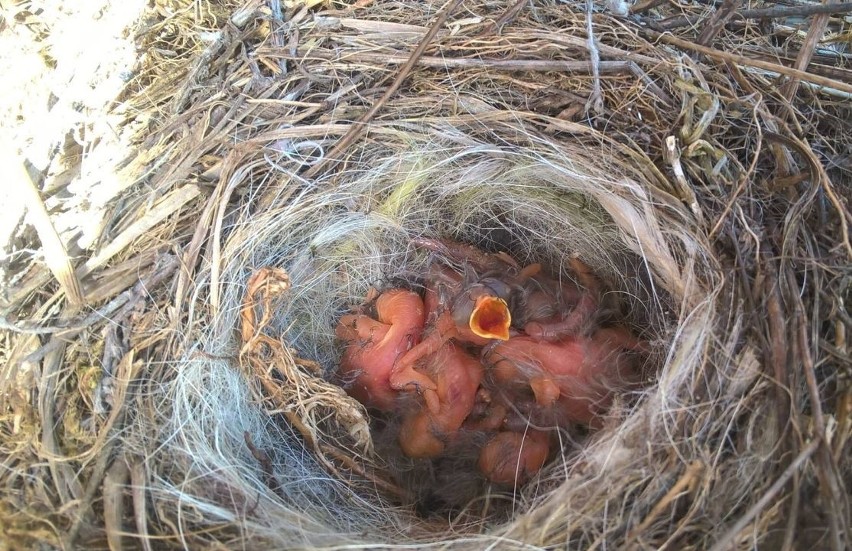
1 0 849 549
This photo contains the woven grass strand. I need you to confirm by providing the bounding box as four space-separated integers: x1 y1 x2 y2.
0 0 849 549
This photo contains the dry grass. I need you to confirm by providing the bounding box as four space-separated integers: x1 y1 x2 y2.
1 0 850 549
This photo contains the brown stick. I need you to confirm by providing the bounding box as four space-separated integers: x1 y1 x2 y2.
644 30 852 94
103 457 130 551
478 0 529 35
764 255 792 445
13 147 85 310
303 0 463 180
290 51 674 104
245 432 284 499
745 52 852 85
630 0 668 14
787 267 847 551
780 0 841 100
307 50 644 73
696 0 741 46
764 132 852 260
659 1 852 30
628 461 704 540
130 462 153 551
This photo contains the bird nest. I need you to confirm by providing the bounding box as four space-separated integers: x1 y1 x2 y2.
1 0 850 549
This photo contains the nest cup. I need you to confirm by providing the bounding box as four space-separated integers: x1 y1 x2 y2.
5 0 849 548
168 123 712 546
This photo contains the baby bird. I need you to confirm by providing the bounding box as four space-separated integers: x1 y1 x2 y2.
478 430 550 486
483 327 645 425
336 240 646 499
415 237 602 343
398 342 484 458
514 258 600 342
395 237 545 372
394 277 514 375
336 289 433 410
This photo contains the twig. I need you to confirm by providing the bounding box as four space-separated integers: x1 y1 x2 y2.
103 457 130 551
302 50 644 73
478 0 528 36
22 255 178 365
707 439 820 551
303 0 464 180
765 132 852 260
173 145 248 329
268 0 287 75
780 0 841 100
659 1 852 30
292 50 673 104
631 0 668 13
762 246 800 551
585 0 604 114
763 254 792 446
40 344 82 507
283 25 662 67
130 461 153 551
644 30 852 94
6 185 198 311
83 185 200 278
63 444 115 549
787 269 846 551
696 0 741 47
62 360 135 551
245 432 284 499
319 444 411 500
10 141 84 310
709 100 763 241
772 171 810 189
745 52 852 87
664 136 703 222
0 309 124 334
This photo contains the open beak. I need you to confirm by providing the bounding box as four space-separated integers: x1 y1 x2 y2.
469 296 511 340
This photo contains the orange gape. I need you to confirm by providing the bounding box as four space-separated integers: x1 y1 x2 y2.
478 430 550 486
336 289 431 410
398 343 484 458
484 327 644 425
394 282 514 376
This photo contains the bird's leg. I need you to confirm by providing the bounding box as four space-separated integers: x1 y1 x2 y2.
388 332 440 393
389 314 459 393
395 310 458 368
388 362 438 393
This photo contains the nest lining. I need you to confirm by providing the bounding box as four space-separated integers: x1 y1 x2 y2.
1 0 850 549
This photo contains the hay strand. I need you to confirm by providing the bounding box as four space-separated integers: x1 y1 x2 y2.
1 0 849 549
